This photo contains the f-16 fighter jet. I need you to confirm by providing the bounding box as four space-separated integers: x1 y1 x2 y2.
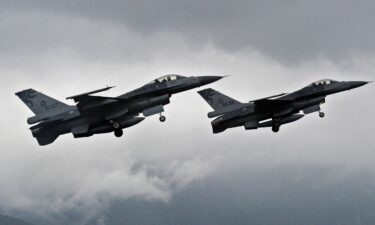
16 74 222 145
198 79 369 133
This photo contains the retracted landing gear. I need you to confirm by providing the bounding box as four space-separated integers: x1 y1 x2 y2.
319 111 325 118
114 129 123 137
159 113 166 122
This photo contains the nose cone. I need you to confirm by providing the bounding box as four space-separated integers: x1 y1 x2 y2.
348 81 369 89
198 76 224 86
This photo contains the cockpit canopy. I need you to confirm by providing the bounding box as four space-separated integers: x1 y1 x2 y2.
148 74 186 84
306 79 338 87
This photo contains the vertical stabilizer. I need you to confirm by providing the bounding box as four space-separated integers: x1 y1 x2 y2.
15 89 70 115
198 88 241 110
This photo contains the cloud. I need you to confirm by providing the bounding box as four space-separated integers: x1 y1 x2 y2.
100 163 375 225
2 36 374 223
3 0 375 63
0 135 218 224
0 2 374 224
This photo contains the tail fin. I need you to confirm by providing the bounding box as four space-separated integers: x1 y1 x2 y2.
198 88 241 110
15 89 70 115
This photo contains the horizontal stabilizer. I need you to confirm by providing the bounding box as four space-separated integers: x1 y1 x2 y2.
35 136 59 146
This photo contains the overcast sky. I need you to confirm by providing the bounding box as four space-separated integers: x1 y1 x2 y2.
0 1 374 225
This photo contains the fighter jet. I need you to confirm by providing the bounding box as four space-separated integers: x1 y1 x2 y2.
16 74 222 145
198 79 370 133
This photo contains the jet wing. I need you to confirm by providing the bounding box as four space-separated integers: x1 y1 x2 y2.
251 93 291 109
254 98 292 109
67 87 127 112
77 96 120 112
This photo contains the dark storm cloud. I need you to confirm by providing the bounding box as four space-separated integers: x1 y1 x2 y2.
2 0 375 62
103 164 375 225
0 1 374 225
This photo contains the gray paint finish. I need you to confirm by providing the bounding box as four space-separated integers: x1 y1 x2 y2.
16 75 222 145
199 80 369 133
1 1 375 224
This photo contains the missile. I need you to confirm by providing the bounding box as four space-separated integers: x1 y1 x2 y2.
66 86 115 101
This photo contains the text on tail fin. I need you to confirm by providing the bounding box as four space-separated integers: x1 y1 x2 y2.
16 89 70 115
198 88 241 110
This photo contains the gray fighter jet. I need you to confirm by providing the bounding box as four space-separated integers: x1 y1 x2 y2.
198 79 369 133
16 74 222 145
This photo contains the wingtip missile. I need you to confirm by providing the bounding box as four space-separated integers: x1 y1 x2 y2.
66 86 116 100
249 92 288 103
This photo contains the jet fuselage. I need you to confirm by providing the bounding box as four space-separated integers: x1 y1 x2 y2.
204 80 369 133
18 74 222 145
